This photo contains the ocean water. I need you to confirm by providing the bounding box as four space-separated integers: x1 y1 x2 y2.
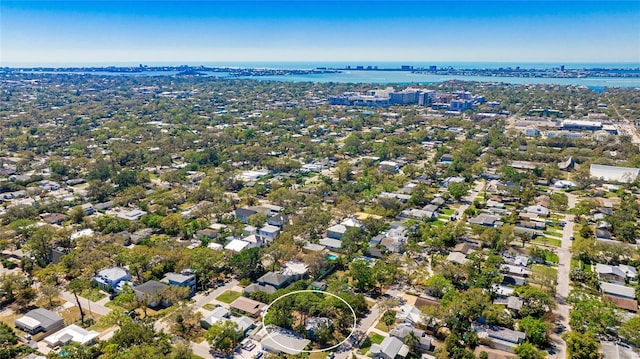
14 63 640 88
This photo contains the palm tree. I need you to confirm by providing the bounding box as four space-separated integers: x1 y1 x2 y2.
404 330 420 353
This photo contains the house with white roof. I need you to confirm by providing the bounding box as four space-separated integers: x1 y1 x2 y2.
43 324 99 348
225 239 251 252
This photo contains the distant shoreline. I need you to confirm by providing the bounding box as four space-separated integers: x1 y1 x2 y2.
3 64 640 79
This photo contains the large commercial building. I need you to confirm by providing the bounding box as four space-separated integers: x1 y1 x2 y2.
590 164 640 183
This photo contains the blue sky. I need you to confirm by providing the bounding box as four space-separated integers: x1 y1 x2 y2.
1 1 639 65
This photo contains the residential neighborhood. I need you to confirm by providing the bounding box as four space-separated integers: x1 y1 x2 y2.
0 72 639 359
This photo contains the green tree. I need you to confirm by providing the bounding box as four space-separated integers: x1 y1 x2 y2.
382 310 396 330
206 320 241 354
549 192 568 211
564 331 601 359
619 316 640 347
423 274 454 299
569 296 619 335
349 259 375 293
514 342 546 359
518 316 548 347
247 212 268 228
68 205 86 224
447 182 470 201
0 322 19 359
229 247 265 281
514 286 554 318
161 213 184 236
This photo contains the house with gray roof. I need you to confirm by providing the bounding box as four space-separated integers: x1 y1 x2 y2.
472 323 525 353
468 214 502 227
134 280 168 308
200 307 231 329
600 282 636 299
523 205 549 217
93 267 131 293
319 237 342 250
326 224 347 240
390 324 434 353
371 336 410 359
243 283 277 296
258 271 292 289
596 263 631 284
15 308 64 335
260 326 310 355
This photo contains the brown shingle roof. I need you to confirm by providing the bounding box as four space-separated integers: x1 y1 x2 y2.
604 295 638 312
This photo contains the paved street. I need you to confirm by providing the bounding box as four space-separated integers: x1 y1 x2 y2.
335 303 380 359
549 192 577 359
59 290 112 316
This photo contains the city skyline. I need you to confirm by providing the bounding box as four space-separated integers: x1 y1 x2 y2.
1 1 639 66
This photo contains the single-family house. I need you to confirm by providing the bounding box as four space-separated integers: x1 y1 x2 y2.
93 267 131 293
200 307 231 329
41 213 68 225
258 225 280 243
267 214 288 227
468 214 502 227
280 261 309 280
235 208 258 223
319 237 342 251
15 309 64 335
117 209 146 221
446 252 469 265
258 271 292 290
396 305 424 327
523 205 549 217
390 325 434 353
225 239 251 252
43 324 99 348
162 272 196 297
371 336 410 359
326 224 347 240
472 324 525 353
230 297 267 317
599 282 636 300
260 327 311 355
134 280 169 308
596 264 628 284
400 209 436 221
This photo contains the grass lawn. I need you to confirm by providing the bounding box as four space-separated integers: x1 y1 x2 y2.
570 258 580 270
531 264 558 279
35 296 65 310
442 208 455 216
216 291 242 304
105 302 125 310
60 306 102 326
309 352 328 359
543 229 563 237
359 333 385 355
0 312 19 329
430 220 445 227
545 252 560 264
532 237 561 247
203 304 217 311
81 287 107 302
374 320 394 332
